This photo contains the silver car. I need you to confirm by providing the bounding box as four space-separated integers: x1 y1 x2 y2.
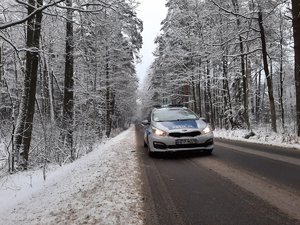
142 106 214 156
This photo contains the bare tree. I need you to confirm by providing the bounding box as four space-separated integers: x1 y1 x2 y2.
14 0 44 169
61 0 75 160
257 6 277 132
291 0 300 136
231 0 250 130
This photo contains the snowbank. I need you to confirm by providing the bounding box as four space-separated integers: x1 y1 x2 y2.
0 126 144 225
214 128 300 150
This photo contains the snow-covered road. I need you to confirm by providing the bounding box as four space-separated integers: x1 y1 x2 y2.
0 126 144 225
1 124 299 225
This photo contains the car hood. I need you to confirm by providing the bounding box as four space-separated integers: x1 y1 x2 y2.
153 119 207 131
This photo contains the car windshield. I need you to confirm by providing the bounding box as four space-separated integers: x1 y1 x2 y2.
152 108 199 122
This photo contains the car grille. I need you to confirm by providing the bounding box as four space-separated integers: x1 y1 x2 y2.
168 143 211 149
169 131 201 138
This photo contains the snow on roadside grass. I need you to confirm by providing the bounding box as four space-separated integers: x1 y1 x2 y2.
0 126 144 225
214 128 300 150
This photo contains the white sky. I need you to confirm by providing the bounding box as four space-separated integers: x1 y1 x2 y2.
136 0 168 85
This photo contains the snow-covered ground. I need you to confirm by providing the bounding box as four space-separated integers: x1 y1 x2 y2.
214 127 300 150
0 125 299 225
0 126 144 225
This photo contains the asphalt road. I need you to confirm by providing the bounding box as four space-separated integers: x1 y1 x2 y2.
135 125 300 225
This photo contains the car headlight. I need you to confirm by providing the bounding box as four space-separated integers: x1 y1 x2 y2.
152 127 167 136
202 125 212 134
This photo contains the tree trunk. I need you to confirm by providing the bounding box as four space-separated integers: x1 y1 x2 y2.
222 54 233 129
291 0 300 136
206 60 215 128
255 70 262 123
258 9 277 132
22 0 43 167
41 54 50 118
197 59 202 116
0 46 2 82
279 17 285 130
191 78 197 113
14 0 43 169
0 46 3 115
62 0 75 160
231 0 250 130
14 0 35 165
105 46 112 138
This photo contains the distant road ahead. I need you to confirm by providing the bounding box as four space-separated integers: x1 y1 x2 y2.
135 125 300 225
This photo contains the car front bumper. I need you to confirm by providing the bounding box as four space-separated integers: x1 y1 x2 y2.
148 133 214 153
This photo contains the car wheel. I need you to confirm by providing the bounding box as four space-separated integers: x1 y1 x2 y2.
147 138 155 157
148 149 155 157
206 149 213 155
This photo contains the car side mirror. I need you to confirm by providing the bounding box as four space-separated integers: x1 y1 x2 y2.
141 120 150 125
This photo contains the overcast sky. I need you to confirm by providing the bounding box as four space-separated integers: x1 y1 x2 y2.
136 0 167 85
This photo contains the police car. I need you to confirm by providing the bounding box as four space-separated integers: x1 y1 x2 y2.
142 105 214 156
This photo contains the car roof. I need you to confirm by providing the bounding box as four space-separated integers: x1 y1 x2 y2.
153 104 185 108
152 107 186 113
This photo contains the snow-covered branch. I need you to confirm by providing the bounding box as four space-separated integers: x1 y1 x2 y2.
0 0 66 30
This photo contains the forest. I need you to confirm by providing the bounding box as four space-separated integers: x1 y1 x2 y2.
0 0 142 172
0 0 300 174
141 0 300 141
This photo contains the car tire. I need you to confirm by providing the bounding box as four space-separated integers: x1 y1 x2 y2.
147 138 155 157
206 149 213 155
148 150 155 157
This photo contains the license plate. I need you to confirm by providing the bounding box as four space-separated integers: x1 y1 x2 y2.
176 139 197 145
